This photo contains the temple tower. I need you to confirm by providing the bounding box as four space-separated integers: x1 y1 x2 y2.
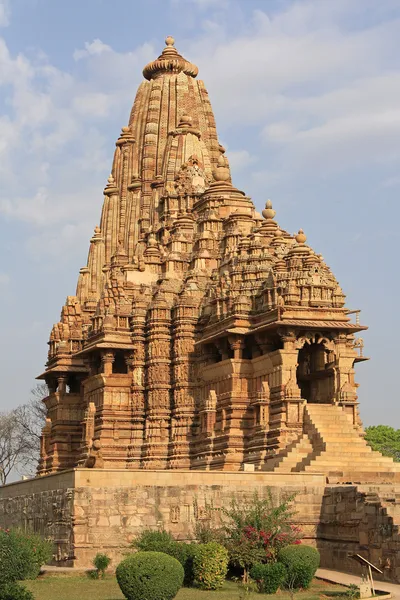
38 37 379 483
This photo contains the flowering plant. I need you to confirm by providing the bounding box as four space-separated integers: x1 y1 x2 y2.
219 490 302 581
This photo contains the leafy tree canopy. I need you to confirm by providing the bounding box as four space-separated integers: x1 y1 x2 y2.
364 425 400 462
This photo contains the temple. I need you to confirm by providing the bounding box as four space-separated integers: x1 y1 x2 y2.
37 37 399 483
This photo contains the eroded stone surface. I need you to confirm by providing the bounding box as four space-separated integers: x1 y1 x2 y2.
2 471 400 582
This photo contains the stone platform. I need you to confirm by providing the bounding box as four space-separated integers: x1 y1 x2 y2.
2 468 400 582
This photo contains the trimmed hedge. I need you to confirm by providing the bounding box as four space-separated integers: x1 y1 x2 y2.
278 544 320 589
193 542 229 591
250 562 287 594
0 583 34 600
133 529 197 585
116 551 184 600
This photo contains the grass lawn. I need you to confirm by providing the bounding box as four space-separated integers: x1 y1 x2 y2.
24 575 348 600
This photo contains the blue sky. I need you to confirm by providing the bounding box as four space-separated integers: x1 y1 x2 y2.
0 0 399 427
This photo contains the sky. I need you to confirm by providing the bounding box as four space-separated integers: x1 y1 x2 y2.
0 0 399 427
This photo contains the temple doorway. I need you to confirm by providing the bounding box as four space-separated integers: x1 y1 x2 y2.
296 340 335 404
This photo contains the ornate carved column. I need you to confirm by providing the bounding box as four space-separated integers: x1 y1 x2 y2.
127 299 147 466
245 380 270 467
142 295 172 469
169 293 198 468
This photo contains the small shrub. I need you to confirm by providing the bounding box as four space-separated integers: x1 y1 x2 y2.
250 562 287 593
116 551 184 600
132 529 197 585
346 584 360 599
193 542 229 591
278 544 320 589
21 532 53 579
93 553 111 578
0 530 32 583
166 541 198 586
0 583 34 600
86 569 99 580
132 529 175 552
0 529 52 583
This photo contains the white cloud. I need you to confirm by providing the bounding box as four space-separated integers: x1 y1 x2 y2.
1 0 400 262
0 36 154 258
183 1 400 176
73 39 112 61
227 150 256 172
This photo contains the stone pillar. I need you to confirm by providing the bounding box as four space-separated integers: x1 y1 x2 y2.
169 294 198 468
126 300 147 467
101 351 115 376
142 295 172 469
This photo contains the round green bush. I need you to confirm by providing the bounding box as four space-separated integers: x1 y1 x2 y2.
132 530 197 586
278 544 320 589
250 562 287 594
116 551 184 600
193 542 229 591
0 582 34 600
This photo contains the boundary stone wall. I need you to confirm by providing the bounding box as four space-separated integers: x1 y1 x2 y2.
1 469 400 582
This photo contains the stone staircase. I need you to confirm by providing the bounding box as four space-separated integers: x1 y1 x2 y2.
267 404 400 483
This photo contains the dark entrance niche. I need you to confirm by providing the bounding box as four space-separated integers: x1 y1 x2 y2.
296 341 335 404
113 351 128 374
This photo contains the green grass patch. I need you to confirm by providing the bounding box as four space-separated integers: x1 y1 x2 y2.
23 575 348 600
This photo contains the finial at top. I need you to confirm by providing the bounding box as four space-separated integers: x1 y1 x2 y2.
295 229 307 244
143 36 198 80
262 199 276 220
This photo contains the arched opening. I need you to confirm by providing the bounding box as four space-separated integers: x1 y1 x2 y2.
296 341 335 404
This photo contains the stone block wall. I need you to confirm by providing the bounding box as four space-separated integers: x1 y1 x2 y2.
1 469 400 582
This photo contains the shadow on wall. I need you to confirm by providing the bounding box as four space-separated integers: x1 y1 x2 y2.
316 486 399 583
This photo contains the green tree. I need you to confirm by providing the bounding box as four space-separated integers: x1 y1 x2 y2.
364 425 400 461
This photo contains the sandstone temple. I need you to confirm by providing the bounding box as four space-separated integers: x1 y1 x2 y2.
2 38 400 578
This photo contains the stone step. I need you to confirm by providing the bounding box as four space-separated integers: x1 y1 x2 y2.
305 415 354 424
304 462 400 472
308 432 364 440
306 422 358 429
322 441 372 449
310 451 396 463
273 436 314 472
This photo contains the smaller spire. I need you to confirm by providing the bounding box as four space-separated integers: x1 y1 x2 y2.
104 173 118 196
165 36 175 46
261 199 278 237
